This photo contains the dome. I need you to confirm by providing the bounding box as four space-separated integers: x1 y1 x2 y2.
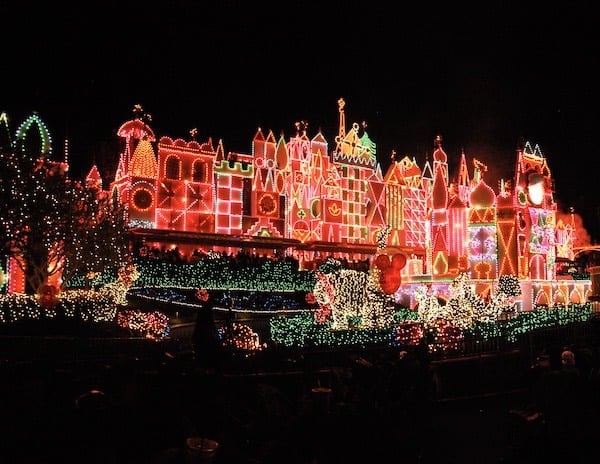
433 146 447 163
117 119 156 142
433 134 446 162
470 180 496 208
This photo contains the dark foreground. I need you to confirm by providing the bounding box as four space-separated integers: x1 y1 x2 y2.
2 331 600 464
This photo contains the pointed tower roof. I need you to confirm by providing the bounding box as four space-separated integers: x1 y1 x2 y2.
458 148 470 186
114 154 126 182
264 130 277 160
383 161 406 185
448 194 466 208
368 163 384 182
275 135 289 171
86 164 103 189
15 112 53 157
215 139 225 162
129 138 158 179
311 130 327 145
253 127 266 142
199 136 215 153
422 155 434 181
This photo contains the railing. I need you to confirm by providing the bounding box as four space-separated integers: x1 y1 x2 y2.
427 319 600 363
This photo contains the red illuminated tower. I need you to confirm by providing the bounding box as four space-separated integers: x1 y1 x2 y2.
111 114 157 228
496 179 518 276
247 128 284 237
332 99 377 245
513 141 557 280
468 159 497 279
287 122 322 243
430 135 450 277
383 156 427 248
214 143 253 236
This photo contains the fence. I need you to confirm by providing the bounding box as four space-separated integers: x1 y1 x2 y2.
428 319 600 364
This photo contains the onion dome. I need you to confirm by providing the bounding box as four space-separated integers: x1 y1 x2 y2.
470 180 496 208
433 134 447 163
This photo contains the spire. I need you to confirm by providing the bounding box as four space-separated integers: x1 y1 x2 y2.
472 158 487 184
86 164 103 190
458 148 469 187
215 139 225 162
422 152 434 181
335 97 346 153
294 120 309 137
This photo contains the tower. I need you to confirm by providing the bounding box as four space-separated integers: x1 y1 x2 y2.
430 135 450 277
513 141 557 281
111 111 157 228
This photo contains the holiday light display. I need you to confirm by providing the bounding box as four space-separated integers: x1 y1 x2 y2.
0 289 117 324
0 101 594 349
313 267 395 330
117 309 170 339
98 263 140 306
219 322 263 351
98 100 589 314
393 320 424 346
414 272 517 331
0 112 130 295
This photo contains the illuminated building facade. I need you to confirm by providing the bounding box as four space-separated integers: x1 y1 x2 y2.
0 105 588 310
101 99 589 310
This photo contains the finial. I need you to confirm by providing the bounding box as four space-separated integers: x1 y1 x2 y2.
294 120 308 135
133 104 143 119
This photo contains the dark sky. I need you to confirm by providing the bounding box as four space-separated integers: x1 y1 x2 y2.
3 2 599 241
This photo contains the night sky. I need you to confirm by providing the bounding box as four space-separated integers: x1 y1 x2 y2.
3 2 599 241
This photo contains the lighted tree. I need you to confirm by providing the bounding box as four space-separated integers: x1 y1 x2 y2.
60 185 131 290
492 274 522 314
414 285 450 329
416 273 516 331
445 273 493 328
0 122 130 294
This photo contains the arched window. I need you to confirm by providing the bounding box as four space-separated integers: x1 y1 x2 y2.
165 156 180 180
192 161 205 182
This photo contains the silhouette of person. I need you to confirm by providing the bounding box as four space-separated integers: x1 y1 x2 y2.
192 292 223 370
